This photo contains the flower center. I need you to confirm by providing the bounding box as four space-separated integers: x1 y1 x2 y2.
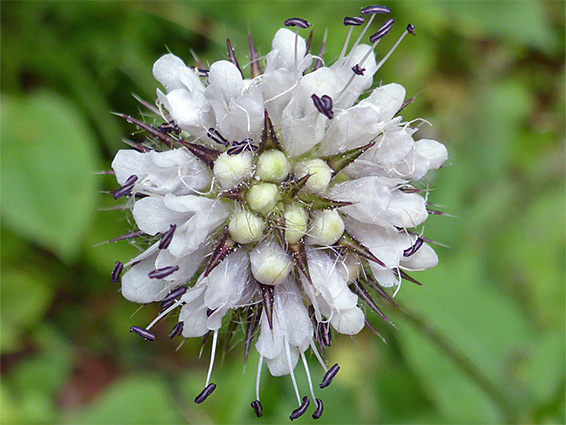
256 149 292 183
246 182 281 215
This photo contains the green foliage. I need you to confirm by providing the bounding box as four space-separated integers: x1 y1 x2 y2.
67 375 184 424
1 1 563 424
1 92 98 261
0 267 54 354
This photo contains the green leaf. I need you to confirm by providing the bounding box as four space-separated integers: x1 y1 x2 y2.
496 188 565 328
1 91 99 262
5 325 74 424
526 330 565 406
68 375 184 424
396 253 534 422
424 1 559 53
11 325 74 398
0 268 54 354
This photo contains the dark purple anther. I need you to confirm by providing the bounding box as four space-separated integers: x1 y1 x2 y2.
311 94 334 120
161 285 187 304
320 322 331 347
403 237 424 257
194 383 216 404
361 5 391 15
320 363 340 388
130 326 155 341
159 224 176 250
206 308 217 317
157 120 180 135
227 138 259 155
197 68 210 77
169 322 184 338
207 128 229 146
407 24 415 35
251 400 263 417
344 16 365 26
351 64 366 76
148 265 179 279
160 298 175 311
112 261 124 283
242 138 258 150
290 396 310 421
370 18 395 43
284 18 311 29
189 66 210 77
113 175 138 199
312 398 324 419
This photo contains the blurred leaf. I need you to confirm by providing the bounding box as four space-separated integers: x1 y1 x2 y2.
526 330 565 406
396 253 534 422
11 325 74 398
496 188 565 328
473 78 533 182
67 374 184 424
2 325 74 424
397 320 502 423
0 380 19 424
0 268 54 354
1 91 99 261
427 1 559 53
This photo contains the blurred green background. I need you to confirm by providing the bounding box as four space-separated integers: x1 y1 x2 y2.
1 1 564 424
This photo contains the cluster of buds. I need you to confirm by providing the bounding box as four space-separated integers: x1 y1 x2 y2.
108 4 447 421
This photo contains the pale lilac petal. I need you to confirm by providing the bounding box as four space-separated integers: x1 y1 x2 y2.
208 60 244 102
203 250 250 310
132 196 187 235
265 28 308 73
265 346 299 377
112 150 152 185
367 83 406 122
401 242 439 270
179 287 209 338
122 255 171 303
329 306 365 335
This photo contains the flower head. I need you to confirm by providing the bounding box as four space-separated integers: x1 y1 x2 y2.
109 5 447 420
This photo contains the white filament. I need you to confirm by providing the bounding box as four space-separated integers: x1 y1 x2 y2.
205 330 219 386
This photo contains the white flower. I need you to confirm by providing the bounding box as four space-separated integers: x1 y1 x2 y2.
109 6 447 421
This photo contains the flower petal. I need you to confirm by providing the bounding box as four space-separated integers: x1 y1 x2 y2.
208 60 245 102
112 150 152 185
153 53 204 94
122 254 171 303
265 28 308 73
401 242 439 270
366 83 406 122
204 249 251 310
132 196 188 235
329 306 365 335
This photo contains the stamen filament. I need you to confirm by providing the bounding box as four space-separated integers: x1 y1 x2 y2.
338 26 355 62
300 351 317 403
374 26 412 73
294 27 299 71
205 330 219 387
146 299 183 330
309 341 329 372
256 355 263 401
284 340 302 405
348 13 376 59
